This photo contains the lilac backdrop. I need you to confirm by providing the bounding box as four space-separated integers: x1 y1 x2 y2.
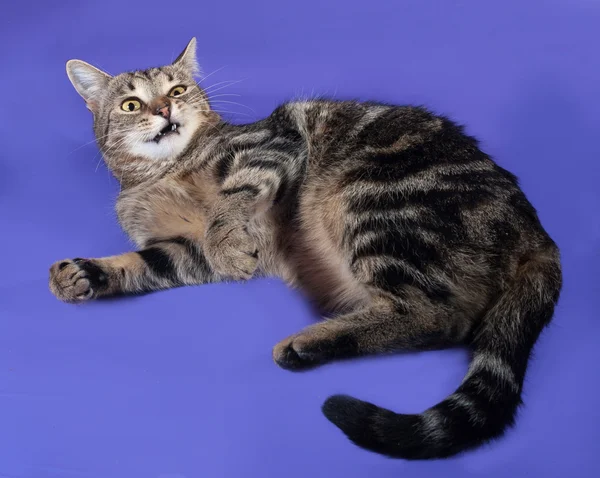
1 0 599 477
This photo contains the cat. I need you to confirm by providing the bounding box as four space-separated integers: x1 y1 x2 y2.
49 38 562 459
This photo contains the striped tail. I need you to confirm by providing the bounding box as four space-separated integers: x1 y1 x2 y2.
322 246 561 459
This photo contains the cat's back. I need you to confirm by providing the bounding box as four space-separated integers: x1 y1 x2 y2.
277 99 450 160
280 99 515 217
280 99 544 243
283 98 554 302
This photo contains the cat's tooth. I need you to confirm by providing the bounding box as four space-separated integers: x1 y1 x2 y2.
171 124 176 131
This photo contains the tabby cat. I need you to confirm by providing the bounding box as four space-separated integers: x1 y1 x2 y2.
49 38 562 459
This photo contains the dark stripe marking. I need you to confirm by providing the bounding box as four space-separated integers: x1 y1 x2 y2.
138 247 178 282
215 153 234 182
245 159 283 171
221 185 261 197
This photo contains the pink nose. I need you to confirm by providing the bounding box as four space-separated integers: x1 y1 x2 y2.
156 105 170 119
149 97 172 120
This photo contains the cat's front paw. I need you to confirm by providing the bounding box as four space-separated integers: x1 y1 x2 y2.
49 258 107 303
204 221 258 281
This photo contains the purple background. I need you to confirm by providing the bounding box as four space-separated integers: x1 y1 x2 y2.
1 0 599 476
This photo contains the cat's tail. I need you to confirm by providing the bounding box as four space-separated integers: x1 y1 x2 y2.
322 244 561 460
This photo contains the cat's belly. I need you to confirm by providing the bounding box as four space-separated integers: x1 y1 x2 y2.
284 179 372 313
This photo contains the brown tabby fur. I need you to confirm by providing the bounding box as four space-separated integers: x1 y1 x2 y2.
49 38 561 460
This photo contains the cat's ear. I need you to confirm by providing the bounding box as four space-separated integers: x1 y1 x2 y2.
172 37 199 75
66 60 112 113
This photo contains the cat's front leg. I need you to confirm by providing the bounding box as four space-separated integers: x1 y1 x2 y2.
49 237 215 302
204 150 291 280
203 197 259 281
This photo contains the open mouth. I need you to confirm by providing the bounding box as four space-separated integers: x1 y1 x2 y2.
152 122 180 143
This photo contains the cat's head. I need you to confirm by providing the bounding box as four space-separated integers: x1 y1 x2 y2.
67 38 216 184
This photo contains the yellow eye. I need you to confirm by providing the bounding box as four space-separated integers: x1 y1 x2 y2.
168 85 187 97
121 98 141 112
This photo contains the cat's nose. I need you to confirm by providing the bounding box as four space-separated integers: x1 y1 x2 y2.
155 103 170 119
156 105 170 119
150 97 171 120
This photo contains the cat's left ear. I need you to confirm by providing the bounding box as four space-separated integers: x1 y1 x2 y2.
172 37 200 75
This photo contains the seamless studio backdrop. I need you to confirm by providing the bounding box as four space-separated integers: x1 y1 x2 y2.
1 0 599 477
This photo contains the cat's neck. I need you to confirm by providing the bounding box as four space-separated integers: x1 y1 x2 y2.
107 114 226 189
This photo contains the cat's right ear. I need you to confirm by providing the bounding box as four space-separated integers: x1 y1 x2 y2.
66 60 112 114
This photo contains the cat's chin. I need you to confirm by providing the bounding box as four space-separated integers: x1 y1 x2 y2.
123 114 202 162
128 128 190 161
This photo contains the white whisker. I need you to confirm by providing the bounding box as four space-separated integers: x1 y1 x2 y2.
202 79 244 94
207 93 242 98
209 100 256 115
198 65 227 83
212 109 252 117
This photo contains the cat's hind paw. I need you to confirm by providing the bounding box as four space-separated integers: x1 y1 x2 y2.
272 334 324 371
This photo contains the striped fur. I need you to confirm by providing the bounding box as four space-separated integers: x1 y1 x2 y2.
51 38 562 459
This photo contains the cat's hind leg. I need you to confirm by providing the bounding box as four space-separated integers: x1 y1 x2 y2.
273 294 467 370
